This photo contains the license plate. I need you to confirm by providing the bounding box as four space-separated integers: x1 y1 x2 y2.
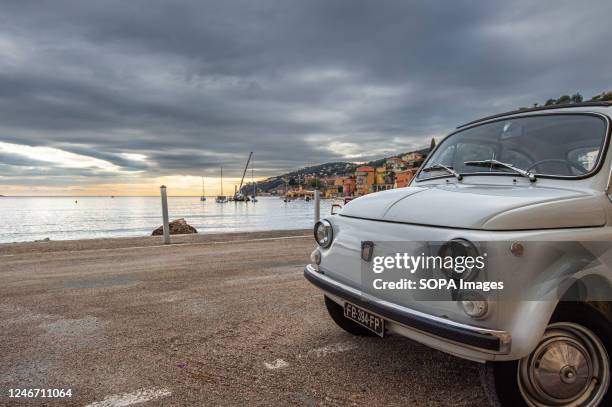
344 302 385 337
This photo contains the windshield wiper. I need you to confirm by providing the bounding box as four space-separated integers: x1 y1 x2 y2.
422 163 463 180
464 159 536 182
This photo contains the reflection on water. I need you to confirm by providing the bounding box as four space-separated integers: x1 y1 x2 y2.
0 196 337 243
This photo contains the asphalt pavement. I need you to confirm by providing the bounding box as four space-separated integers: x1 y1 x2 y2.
0 230 488 406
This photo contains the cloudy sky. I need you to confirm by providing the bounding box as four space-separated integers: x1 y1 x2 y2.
1 0 611 195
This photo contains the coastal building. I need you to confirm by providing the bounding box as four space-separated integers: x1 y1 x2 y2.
303 174 317 184
273 185 286 195
372 183 394 192
321 187 338 199
401 151 426 167
355 166 375 196
385 157 407 171
333 176 353 196
375 167 387 185
341 176 355 197
372 165 396 193
286 186 315 199
395 168 419 188
323 175 340 184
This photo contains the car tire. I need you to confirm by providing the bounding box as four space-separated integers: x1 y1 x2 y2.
480 302 611 407
324 296 378 337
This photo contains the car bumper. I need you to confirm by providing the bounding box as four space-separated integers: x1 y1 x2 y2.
304 264 512 362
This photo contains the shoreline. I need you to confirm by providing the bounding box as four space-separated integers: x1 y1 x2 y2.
0 229 311 256
0 196 329 246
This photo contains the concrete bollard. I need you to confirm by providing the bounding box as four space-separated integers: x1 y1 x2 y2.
160 185 171 244
314 189 320 224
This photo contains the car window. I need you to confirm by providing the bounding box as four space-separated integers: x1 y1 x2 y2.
501 149 532 170
568 147 599 172
419 114 608 180
453 143 495 173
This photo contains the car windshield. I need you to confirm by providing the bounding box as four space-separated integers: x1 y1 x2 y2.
418 114 608 180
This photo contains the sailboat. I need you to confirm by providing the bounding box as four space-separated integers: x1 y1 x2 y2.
215 167 228 203
200 177 207 201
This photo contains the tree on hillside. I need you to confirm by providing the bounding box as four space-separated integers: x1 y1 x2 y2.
430 137 436 151
536 91 610 108
571 92 584 103
571 93 583 103
544 98 556 106
556 95 571 105
591 91 612 101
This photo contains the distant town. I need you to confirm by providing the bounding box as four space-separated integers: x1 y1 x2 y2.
243 140 434 199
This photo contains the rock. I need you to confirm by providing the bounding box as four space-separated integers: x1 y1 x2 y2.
152 218 198 236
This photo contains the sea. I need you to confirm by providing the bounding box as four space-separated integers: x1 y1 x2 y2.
0 196 337 243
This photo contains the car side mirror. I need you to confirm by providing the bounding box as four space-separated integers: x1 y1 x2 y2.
331 204 342 215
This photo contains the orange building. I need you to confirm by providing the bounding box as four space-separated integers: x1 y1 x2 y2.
371 166 393 192
375 167 387 185
355 166 375 196
395 168 418 188
334 176 355 197
343 177 355 196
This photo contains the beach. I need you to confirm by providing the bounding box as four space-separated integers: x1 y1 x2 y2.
0 230 486 406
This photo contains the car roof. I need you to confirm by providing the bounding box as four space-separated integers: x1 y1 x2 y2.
456 101 612 129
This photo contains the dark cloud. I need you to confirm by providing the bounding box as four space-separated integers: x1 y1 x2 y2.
0 164 129 181
0 0 611 186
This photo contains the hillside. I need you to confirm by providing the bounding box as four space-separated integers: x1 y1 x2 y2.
248 146 431 194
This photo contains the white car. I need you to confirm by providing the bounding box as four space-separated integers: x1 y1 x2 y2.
305 102 612 406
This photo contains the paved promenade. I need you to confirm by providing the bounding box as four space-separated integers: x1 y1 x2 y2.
0 230 486 406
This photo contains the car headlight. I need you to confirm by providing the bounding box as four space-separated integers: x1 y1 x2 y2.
438 238 480 281
314 220 333 248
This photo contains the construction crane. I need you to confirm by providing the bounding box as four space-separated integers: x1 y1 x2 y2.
234 151 253 201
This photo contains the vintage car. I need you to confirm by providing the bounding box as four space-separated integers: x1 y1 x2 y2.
305 102 612 406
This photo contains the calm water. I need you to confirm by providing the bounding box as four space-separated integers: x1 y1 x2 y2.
0 196 336 243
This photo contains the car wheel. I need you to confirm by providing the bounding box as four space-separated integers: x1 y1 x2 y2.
481 303 611 406
324 296 378 337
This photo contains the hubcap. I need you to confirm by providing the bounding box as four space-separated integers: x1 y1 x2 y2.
518 322 609 407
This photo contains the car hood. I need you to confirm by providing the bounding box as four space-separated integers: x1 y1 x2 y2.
340 183 606 230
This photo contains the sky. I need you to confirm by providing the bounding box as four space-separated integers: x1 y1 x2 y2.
0 0 611 196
